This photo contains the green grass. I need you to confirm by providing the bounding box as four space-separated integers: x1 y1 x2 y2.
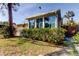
0 37 62 56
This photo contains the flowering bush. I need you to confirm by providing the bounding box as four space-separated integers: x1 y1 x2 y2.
62 20 78 37
21 28 65 44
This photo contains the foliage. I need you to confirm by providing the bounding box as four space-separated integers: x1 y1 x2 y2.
0 21 9 35
21 28 65 44
63 20 77 26
0 26 8 34
64 11 75 20
0 26 15 38
73 32 79 43
62 20 78 37
2 26 11 38
0 3 20 37
0 3 20 15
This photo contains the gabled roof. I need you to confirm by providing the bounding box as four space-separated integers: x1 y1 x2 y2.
25 10 59 20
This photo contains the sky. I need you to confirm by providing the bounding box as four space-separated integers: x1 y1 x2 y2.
0 3 79 24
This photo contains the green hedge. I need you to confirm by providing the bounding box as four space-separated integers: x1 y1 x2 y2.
73 32 79 43
0 26 8 34
21 28 65 44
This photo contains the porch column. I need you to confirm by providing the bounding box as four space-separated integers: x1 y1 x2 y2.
42 17 45 28
34 19 37 28
55 17 57 28
28 20 30 29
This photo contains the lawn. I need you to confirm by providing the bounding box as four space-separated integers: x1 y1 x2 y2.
0 37 62 56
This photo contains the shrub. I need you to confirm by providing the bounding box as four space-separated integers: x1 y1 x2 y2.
0 26 11 38
0 26 16 38
21 28 65 45
62 20 78 37
48 28 65 44
73 32 79 43
0 26 8 34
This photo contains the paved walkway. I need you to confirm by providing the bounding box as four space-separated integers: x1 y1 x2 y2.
45 45 79 56
44 47 70 56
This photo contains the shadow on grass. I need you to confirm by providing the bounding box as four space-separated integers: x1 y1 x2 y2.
44 47 79 56
31 40 63 48
4 37 63 48
44 48 69 56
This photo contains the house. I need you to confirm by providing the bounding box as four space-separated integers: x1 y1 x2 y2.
25 9 62 29
13 23 28 36
16 23 28 29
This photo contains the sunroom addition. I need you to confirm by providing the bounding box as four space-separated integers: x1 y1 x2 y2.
25 10 62 29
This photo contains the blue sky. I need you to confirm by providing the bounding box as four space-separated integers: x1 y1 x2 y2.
0 3 79 24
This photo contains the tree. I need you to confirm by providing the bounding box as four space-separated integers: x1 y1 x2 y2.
63 11 75 25
64 11 75 20
0 3 20 37
63 11 77 37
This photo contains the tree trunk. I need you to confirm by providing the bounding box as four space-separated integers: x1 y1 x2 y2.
7 3 14 37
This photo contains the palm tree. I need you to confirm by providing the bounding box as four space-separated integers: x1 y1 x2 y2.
64 11 75 20
63 11 77 37
64 11 75 25
0 3 20 37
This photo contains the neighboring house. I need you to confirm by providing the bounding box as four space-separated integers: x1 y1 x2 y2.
25 9 62 29
63 18 68 25
14 23 28 36
16 24 28 29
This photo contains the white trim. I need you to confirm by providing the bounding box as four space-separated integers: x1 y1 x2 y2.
26 10 58 20
34 19 37 28
55 17 58 28
28 20 30 29
42 17 45 28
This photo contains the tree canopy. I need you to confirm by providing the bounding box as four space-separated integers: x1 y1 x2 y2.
64 11 75 20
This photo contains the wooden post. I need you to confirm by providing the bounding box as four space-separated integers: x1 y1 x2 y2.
28 20 30 29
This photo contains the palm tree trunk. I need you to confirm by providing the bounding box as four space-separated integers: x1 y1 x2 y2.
8 3 13 27
7 3 14 37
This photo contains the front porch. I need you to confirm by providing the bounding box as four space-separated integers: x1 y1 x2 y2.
26 10 62 29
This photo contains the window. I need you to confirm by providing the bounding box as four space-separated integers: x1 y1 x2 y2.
37 18 43 28
29 16 57 29
45 17 50 28
45 16 56 28
49 16 56 28
29 19 35 28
